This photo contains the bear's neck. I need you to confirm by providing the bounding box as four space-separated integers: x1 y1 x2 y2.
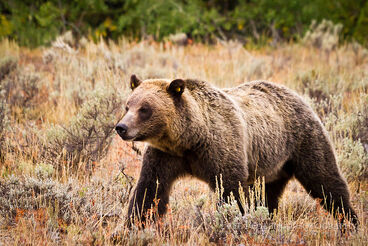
147 134 187 156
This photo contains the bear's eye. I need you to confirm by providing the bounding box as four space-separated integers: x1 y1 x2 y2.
125 106 129 112
138 105 152 120
139 106 148 113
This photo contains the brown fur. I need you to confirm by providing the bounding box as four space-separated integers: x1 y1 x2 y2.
116 75 359 229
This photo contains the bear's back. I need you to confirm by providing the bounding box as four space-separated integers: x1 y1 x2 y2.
224 81 325 181
225 80 318 131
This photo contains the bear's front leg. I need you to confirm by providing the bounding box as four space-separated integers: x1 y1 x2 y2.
127 146 187 225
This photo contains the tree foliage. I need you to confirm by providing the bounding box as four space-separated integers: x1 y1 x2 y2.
0 0 367 47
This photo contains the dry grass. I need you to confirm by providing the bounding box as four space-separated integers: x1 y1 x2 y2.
0 37 367 245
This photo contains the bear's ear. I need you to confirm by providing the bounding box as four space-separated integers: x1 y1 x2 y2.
167 79 185 97
130 74 141 90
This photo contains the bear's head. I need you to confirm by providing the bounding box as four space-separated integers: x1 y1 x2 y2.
116 74 186 150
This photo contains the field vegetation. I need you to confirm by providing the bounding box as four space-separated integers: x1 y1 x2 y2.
0 23 367 244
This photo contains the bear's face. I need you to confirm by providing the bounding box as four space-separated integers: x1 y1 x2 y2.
116 75 185 144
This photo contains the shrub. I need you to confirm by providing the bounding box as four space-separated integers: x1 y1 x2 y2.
317 93 368 181
205 200 243 242
295 70 329 103
199 177 273 243
111 45 180 79
42 87 123 173
337 138 368 182
353 95 368 153
35 163 55 179
0 90 9 161
0 59 46 122
349 41 368 65
242 57 272 81
303 19 343 52
0 56 17 81
0 173 132 226
0 57 13 161
2 67 42 109
202 199 278 243
127 228 156 246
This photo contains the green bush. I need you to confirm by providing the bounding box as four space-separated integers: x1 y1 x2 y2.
1 0 367 47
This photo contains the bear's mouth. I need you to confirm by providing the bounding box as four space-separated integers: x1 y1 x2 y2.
133 135 146 141
116 129 135 141
119 133 146 142
117 133 135 141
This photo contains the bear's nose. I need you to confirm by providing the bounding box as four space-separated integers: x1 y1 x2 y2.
115 123 128 136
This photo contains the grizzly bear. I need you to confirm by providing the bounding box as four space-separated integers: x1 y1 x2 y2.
116 74 358 229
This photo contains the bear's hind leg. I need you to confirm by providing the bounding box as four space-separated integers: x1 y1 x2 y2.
293 152 359 230
265 160 294 214
265 176 291 215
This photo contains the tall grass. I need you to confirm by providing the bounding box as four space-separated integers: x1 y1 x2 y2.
0 36 367 244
